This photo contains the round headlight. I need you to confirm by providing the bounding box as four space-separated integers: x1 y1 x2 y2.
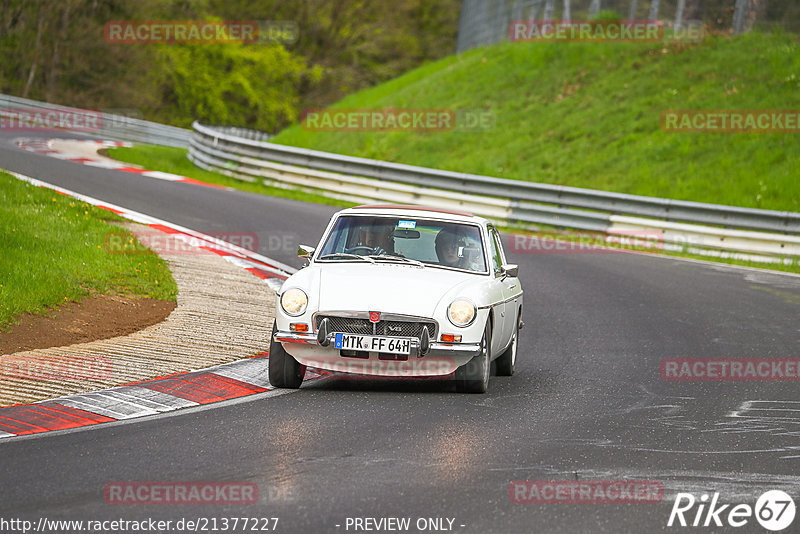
280 288 308 316
448 299 476 327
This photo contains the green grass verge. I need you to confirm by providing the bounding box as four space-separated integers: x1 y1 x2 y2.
271 31 800 212
103 145 355 209
0 172 177 330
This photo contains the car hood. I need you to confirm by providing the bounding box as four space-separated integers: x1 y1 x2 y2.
314 263 480 317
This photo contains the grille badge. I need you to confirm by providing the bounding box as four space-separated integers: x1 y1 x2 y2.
369 311 381 323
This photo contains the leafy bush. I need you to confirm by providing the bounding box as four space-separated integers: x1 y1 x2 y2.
149 44 320 132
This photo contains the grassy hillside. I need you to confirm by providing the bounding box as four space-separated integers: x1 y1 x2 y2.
272 32 800 212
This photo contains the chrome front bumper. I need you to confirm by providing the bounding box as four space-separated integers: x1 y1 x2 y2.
273 331 482 359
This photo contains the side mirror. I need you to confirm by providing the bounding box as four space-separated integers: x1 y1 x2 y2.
298 245 315 259
502 264 518 278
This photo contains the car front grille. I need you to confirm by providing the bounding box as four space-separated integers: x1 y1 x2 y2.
315 315 436 338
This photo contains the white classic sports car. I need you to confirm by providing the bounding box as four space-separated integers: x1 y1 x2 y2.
269 204 523 393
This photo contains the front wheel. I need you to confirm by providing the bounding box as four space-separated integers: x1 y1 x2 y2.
495 310 520 377
455 320 491 393
268 321 305 388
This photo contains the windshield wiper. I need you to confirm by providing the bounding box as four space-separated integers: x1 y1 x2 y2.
318 253 375 263
367 254 425 268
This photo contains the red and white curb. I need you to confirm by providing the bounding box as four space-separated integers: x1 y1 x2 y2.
15 138 229 190
0 357 326 438
0 170 311 439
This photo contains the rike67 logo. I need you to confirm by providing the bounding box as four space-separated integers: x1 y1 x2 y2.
668 490 796 531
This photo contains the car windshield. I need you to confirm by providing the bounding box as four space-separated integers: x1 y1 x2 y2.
317 215 487 273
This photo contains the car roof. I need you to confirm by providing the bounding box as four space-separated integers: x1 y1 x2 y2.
338 204 490 225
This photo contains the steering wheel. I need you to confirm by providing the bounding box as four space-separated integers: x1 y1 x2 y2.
346 245 380 255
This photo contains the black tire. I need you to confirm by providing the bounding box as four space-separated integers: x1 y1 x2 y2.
268 321 305 388
455 320 491 393
496 310 520 377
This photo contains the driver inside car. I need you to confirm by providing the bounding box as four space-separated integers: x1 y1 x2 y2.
356 220 396 255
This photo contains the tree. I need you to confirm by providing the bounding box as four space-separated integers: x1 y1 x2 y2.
1 0 461 130
544 0 555 21
649 0 661 20
629 0 639 20
734 0 769 34
675 0 686 31
207 0 460 108
151 44 316 131
733 0 748 33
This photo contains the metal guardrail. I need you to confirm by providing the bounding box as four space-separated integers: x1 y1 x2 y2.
207 125 272 143
0 94 191 148
189 122 800 244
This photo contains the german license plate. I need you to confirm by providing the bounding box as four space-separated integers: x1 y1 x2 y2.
334 333 411 354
